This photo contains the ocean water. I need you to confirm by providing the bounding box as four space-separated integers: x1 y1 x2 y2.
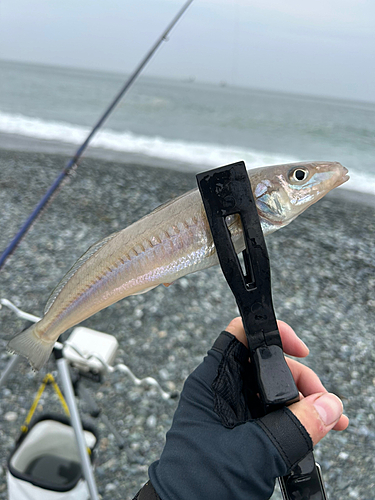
1 59 375 195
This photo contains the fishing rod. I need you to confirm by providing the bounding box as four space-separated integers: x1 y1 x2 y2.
0 0 194 271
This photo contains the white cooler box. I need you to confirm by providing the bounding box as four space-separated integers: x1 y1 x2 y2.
7 414 98 500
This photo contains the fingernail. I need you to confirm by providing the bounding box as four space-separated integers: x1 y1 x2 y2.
300 339 309 352
313 393 343 426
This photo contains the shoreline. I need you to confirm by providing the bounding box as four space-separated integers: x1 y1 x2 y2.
0 133 374 207
0 132 196 172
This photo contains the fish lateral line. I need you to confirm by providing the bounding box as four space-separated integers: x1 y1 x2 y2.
6 161 349 371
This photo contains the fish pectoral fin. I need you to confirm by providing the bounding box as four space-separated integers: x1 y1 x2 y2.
163 282 174 287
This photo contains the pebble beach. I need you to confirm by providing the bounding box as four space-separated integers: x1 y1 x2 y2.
0 148 375 499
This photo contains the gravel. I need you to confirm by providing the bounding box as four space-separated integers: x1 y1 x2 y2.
0 149 374 499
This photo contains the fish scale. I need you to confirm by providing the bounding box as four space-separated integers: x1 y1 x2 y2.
7 161 349 370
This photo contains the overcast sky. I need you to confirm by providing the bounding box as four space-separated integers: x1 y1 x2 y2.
1 0 374 102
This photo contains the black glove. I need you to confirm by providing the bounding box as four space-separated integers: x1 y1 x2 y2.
135 331 312 500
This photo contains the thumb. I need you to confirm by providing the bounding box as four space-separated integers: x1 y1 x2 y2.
288 393 345 446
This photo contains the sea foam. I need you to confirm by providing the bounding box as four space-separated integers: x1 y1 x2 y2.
0 111 373 195
0 111 295 168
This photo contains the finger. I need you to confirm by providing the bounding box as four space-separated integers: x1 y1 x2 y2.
226 318 350 436
278 321 309 358
225 317 247 346
287 359 349 432
225 317 309 358
226 318 350 435
288 393 348 446
333 414 350 431
286 358 326 396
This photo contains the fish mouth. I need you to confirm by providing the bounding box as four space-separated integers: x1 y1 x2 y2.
334 167 350 188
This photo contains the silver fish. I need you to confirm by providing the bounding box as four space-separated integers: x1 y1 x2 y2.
7 161 349 370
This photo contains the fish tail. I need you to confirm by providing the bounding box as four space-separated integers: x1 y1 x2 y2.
6 323 54 371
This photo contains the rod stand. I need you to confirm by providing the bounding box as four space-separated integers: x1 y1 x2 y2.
54 349 100 500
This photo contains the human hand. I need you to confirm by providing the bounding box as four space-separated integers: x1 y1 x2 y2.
225 317 349 445
140 319 348 500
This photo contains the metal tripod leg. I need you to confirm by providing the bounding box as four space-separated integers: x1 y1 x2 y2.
56 353 100 500
0 355 22 388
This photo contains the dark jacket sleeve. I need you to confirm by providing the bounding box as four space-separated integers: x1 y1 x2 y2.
136 332 312 500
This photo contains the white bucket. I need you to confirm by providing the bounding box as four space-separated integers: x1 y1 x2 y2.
7 414 98 500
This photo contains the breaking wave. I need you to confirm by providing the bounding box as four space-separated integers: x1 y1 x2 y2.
0 111 296 169
0 110 373 195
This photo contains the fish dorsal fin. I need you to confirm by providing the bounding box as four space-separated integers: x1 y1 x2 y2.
44 232 118 315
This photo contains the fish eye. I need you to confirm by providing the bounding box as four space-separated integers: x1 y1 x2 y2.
289 167 309 183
